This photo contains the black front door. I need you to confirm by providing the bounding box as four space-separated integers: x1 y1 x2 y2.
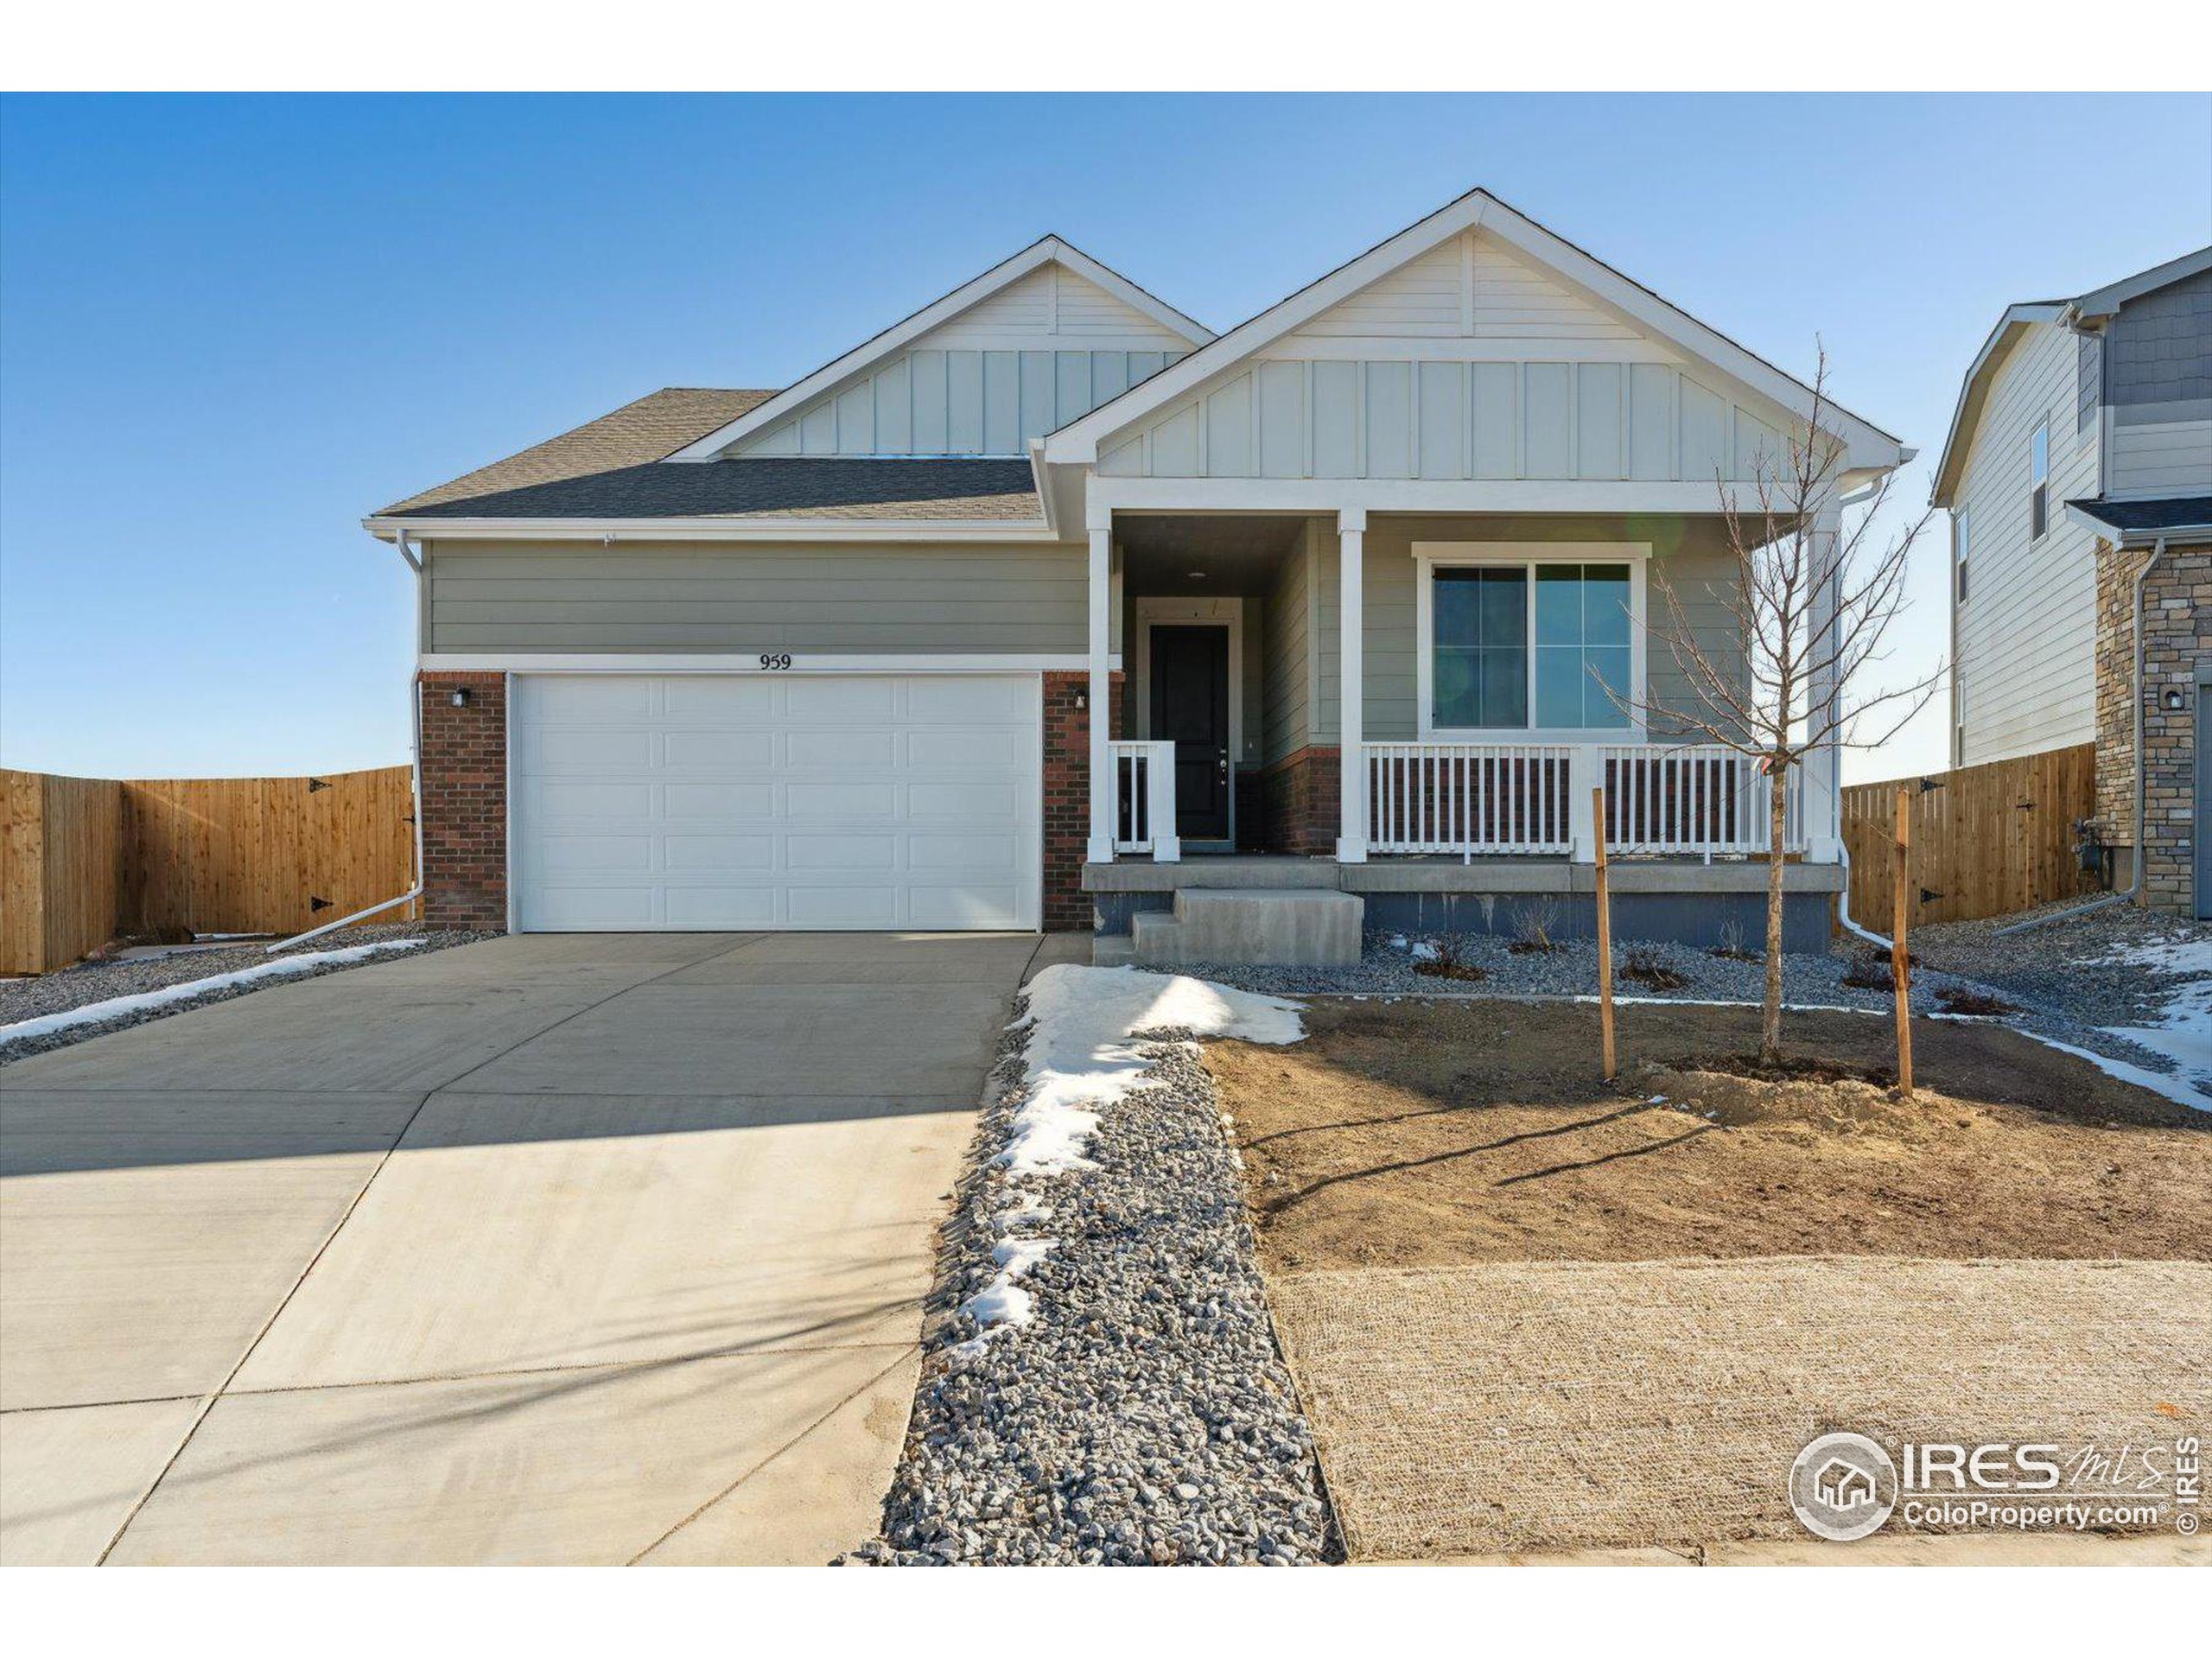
1150 626 1230 842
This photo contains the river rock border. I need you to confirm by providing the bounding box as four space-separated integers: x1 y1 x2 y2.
845 1008 1334 1566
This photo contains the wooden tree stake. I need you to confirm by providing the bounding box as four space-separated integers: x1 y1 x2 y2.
1594 785 1616 1083
1892 785 1914 1099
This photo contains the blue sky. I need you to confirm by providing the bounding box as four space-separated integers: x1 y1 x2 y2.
3 92 2209 782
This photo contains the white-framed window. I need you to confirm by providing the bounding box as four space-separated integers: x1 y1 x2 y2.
1954 505 1971 606
2030 419 2050 540
1414 543 1648 738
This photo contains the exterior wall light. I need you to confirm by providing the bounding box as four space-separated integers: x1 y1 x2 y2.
451 688 470 708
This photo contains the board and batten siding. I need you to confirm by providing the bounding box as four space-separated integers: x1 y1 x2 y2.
1952 319 2101 766
1097 355 1785 486
1094 230 1792 485
734 263 1192 459
422 539 1085 654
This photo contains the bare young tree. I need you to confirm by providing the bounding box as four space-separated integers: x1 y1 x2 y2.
1612 351 1941 1062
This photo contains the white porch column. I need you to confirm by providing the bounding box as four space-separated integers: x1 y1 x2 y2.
1337 508 1368 863
1803 496 1844 861
1086 515 1116 865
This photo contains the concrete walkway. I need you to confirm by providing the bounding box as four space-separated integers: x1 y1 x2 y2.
1 930 1077 1565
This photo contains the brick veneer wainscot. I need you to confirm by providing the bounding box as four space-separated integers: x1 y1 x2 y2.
1261 746 1340 856
417 672 508 929
1042 671 1124 931
2092 538 2209 913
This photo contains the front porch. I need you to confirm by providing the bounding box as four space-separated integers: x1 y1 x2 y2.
1078 505 1844 954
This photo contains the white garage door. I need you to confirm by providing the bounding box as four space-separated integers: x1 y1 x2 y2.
512 674 1040 931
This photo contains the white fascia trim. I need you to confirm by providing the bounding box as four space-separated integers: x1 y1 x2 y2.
424 652 1118 675
365 517 1052 543
1929 303 2066 508
2074 245 2212 321
1045 188 1906 474
1088 476 1766 517
662 237 1212 464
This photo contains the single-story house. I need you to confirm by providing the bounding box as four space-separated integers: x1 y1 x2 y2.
367 188 1910 951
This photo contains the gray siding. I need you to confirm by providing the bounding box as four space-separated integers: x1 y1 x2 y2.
423 538 1085 654
2107 267 2212 420
1303 515 1749 744
1262 531 1314 764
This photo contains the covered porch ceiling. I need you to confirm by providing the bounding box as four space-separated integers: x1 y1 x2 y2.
1114 508 1763 599
1116 513 1307 597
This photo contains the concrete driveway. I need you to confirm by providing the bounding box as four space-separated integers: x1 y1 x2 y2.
0 930 1071 1565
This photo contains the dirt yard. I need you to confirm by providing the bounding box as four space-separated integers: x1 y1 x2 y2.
1206 1001 2212 1560
1211 1000 2212 1269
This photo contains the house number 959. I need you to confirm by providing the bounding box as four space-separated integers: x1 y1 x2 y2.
758 653 793 671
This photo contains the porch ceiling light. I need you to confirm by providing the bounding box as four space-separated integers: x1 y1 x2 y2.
1186 569 1207 580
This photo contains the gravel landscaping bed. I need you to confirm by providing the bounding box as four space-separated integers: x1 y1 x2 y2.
1908 900 2209 1031
847 1000 1334 1566
0 924 499 1067
1183 916 2202 1095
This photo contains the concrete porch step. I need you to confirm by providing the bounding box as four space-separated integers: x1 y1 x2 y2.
1127 887 1363 969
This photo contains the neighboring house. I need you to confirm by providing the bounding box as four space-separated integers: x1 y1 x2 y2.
367 188 1909 950
1931 246 2212 918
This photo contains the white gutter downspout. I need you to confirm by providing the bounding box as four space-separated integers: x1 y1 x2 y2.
1997 533 2169 935
266 530 428 951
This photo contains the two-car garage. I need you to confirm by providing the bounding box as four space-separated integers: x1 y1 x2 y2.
508 673 1042 931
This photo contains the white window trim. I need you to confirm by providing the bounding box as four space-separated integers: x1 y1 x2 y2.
1412 542 1649 741
2029 417 2051 543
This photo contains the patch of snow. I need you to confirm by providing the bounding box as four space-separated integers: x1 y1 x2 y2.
2017 1029 2211 1114
0 940 425 1048
1409 941 1440 963
2098 978 2212 1103
955 965 1306 1351
2075 933 2212 976
999 965 1304 1179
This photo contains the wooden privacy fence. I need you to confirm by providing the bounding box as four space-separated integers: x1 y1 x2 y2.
0 766 415 974
1840 744 2098 929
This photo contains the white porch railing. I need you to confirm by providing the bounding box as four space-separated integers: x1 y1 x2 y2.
1109 740 1179 861
1599 744 1804 859
1363 741 1807 861
1364 743 1577 855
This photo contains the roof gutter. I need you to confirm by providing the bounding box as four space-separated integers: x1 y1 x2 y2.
1997 534 2169 934
271 530 425 950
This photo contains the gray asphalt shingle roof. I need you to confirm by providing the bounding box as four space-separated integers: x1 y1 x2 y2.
386 454 1043 522
372 387 1044 524
2067 495 2212 536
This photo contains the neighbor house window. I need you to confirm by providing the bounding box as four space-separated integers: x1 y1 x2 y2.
2030 420 2050 539
1427 556 1635 732
1954 506 1970 606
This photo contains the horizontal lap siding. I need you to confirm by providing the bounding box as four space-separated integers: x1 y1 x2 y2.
1263 533 1313 765
1953 321 2099 766
1313 517 1749 743
426 539 1085 654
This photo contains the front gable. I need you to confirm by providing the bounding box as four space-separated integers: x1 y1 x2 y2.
1050 190 1904 490
668 238 1209 463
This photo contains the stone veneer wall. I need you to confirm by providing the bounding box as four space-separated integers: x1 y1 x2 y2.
416 671 508 930
1261 746 1339 856
2092 538 2209 913
1042 671 1124 931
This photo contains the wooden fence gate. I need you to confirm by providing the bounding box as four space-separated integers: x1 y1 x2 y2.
1840 744 2098 929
